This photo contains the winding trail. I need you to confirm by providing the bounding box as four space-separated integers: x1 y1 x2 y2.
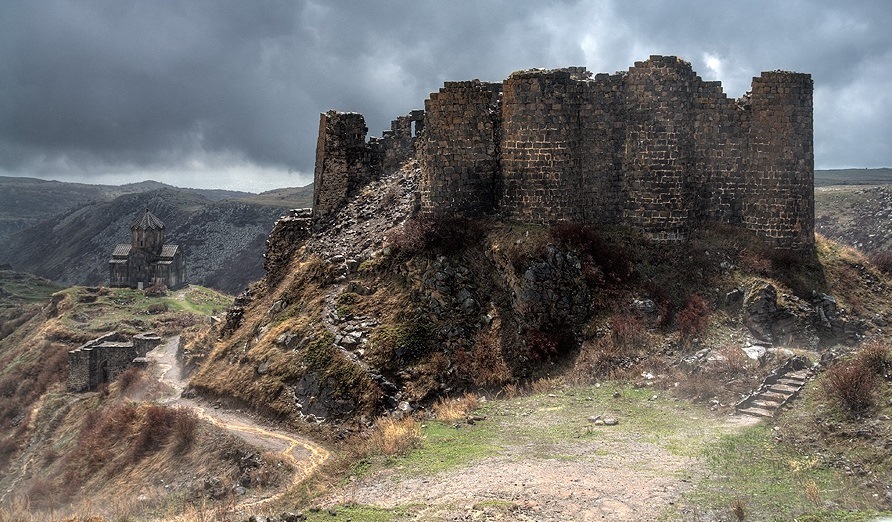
146 336 330 510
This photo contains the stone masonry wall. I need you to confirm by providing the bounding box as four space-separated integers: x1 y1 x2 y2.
622 56 696 241
500 69 585 222
312 111 371 219
313 55 814 251
420 81 501 216
744 71 814 249
67 331 161 392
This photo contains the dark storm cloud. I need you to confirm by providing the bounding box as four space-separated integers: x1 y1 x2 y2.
0 0 889 190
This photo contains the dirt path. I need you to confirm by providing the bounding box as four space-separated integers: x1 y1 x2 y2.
146 336 329 509
325 398 758 521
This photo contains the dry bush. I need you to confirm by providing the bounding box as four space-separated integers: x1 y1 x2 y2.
822 360 878 414
357 416 421 457
671 370 723 402
524 327 576 362
868 250 892 274
740 248 772 275
143 283 168 297
499 383 519 399
714 345 755 377
529 376 564 394
550 222 634 284
466 330 511 387
146 302 168 314
609 314 650 352
730 496 747 522
804 480 821 506
854 339 891 378
389 214 485 257
116 366 144 393
677 294 710 346
433 394 480 422
131 405 198 459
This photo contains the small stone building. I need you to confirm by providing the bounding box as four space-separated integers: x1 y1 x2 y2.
67 332 162 392
109 209 185 289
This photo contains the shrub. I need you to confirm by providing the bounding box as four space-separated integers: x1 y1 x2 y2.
126 405 198 460
768 248 802 271
869 250 892 274
116 367 144 393
390 214 485 257
854 340 891 379
144 283 168 297
146 302 168 314
609 314 649 352
551 222 634 284
677 294 710 346
526 329 557 360
822 360 878 414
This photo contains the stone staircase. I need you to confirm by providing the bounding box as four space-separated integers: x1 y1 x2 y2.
736 357 812 418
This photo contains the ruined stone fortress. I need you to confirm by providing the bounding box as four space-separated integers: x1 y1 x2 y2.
313 56 814 250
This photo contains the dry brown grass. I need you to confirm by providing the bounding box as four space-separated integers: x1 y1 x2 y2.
432 394 480 422
714 345 756 377
353 416 422 458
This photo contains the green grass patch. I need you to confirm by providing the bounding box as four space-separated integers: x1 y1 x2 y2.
684 424 880 521
0 270 62 307
395 420 502 475
304 503 406 521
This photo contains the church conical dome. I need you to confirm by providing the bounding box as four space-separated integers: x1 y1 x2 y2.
131 208 165 231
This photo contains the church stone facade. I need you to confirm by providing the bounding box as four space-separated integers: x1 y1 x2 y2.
109 209 186 289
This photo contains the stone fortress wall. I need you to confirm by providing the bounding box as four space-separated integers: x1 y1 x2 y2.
312 56 814 250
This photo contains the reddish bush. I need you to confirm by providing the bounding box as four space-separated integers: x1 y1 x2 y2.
116 366 144 393
822 360 877 414
677 294 710 346
525 327 576 361
525 329 559 361
609 314 649 351
551 222 634 284
869 250 892 274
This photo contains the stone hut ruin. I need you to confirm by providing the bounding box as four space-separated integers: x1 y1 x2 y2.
312 55 814 251
67 331 162 392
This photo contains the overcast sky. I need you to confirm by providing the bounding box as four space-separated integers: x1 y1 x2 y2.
1 1 890 192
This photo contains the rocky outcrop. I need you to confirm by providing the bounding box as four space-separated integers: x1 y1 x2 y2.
734 280 865 348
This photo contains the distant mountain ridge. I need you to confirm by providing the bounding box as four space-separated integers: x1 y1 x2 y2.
0 176 254 241
0 180 313 294
814 168 892 186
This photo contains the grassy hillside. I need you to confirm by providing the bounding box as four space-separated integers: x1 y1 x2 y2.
0 282 259 519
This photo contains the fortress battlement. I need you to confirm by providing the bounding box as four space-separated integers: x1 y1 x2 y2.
312 56 814 250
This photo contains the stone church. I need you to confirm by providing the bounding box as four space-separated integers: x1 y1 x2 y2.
109 208 185 289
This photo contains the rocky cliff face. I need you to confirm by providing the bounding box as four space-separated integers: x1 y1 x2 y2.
190 160 890 430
